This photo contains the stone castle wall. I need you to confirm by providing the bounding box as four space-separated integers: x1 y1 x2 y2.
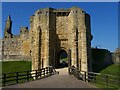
2 26 31 61
2 7 93 73
30 7 92 72
91 48 114 72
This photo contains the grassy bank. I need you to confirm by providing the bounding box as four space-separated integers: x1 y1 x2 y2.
1 61 32 86
92 64 119 89
100 64 119 76
2 61 31 73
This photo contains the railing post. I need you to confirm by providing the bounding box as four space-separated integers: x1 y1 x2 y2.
44 68 45 76
46 67 48 75
40 69 42 77
84 72 86 82
94 74 96 83
3 74 6 86
105 75 108 86
45 67 47 75
16 72 19 84
35 70 38 80
68 67 71 75
49 67 53 75
71 68 73 75
27 71 29 81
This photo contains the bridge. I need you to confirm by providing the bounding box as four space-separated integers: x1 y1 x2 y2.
3 67 97 88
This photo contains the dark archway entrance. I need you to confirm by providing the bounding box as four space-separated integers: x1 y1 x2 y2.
56 50 68 68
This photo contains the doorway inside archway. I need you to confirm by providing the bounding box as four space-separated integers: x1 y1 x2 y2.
57 50 68 68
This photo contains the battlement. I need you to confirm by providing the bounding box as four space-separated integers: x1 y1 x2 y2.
20 27 29 35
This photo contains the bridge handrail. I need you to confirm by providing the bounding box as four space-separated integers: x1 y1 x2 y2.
69 66 120 88
1 66 56 86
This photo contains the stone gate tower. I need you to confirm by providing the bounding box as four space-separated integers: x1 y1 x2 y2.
30 7 92 72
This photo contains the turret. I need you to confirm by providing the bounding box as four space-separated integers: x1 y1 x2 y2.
4 15 12 38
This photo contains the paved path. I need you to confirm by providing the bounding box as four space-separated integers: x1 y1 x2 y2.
4 67 97 88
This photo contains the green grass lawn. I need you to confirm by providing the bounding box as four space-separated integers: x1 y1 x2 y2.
2 61 31 73
92 64 120 89
1 61 32 86
1 61 120 89
100 64 119 76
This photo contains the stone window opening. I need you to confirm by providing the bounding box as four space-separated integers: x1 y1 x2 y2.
30 50 32 55
82 11 84 13
56 12 70 16
57 12 61 16
63 12 66 16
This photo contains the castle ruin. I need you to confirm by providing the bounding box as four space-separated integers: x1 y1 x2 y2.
2 7 93 72
3 15 31 61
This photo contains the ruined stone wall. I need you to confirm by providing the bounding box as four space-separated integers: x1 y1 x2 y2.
67 7 92 72
56 15 69 49
30 8 51 70
3 15 32 61
55 11 69 66
2 27 31 61
3 38 20 55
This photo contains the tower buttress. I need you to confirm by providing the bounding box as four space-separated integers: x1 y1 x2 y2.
4 15 12 38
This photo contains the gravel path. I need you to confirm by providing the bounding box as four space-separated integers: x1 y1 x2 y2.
4 67 98 88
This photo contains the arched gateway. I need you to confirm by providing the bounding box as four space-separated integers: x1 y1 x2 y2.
30 7 93 72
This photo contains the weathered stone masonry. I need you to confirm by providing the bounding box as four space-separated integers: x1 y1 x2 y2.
3 15 31 61
3 7 93 72
30 7 92 72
